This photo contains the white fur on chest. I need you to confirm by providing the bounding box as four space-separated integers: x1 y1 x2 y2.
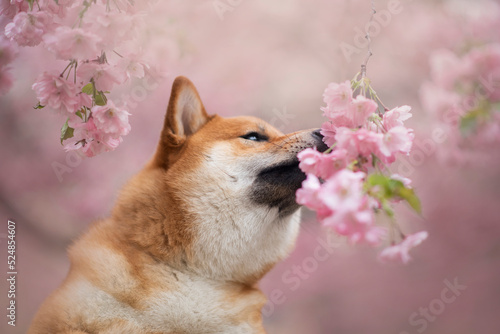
63 273 263 334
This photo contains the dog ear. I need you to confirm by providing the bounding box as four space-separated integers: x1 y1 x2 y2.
165 76 210 139
154 76 211 168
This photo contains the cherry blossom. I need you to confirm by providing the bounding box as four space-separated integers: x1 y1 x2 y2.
118 55 147 79
5 11 54 47
335 127 382 162
322 80 352 112
379 231 429 264
0 0 156 157
378 126 414 158
0 0 28 19
44 26 102 60
298 79 421 259
64 117 122 158
91 100 131 137
320 169 366 214
85 6 138 49
348 95 378 127
32 72 82 114
320 121 337 147
77 62 125 91
382 106 412 130
296 174 328 215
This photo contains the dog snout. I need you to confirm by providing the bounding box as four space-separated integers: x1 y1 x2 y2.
311 129 328 152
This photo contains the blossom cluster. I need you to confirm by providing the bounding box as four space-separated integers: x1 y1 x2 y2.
297 79 427 264
1 0 154 157
421 44 500 164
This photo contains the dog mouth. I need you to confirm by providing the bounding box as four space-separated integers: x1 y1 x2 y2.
250 157 305 217
258 158 301 176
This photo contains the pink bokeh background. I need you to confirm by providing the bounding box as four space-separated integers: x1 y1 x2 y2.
1 0 500 333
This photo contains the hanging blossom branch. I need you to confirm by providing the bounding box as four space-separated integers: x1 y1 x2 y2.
295 0 428 264
1 0 158 157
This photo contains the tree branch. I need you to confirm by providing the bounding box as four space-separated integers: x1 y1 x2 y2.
360 0 376 81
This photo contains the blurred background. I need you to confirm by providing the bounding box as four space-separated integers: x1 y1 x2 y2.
1 0 500 333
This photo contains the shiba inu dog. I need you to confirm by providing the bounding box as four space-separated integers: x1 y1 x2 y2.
29 76 327 334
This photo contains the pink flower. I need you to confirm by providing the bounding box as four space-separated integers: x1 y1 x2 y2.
296 174 331 219
64 118 121 158
320 169 366 213
320 149 349 178
91 100 131 137
379 231 429 264
40 0 75 18
298 148 349 179
0 0 28 19
5 11 54 47
318 171 385 245
65 117 99 146
322 81 352 112
297 148 324 176
383 106 412 130
118 55 148 79
320 121 337 147
32 72 81 114
77 62 125 91
85 6 139 48
347 95 378 127
321 112 355 131
335 127 383 162
378 126 414 158
79 136 122 158
78 92 92 109
44 26 102 60
326 210 385 246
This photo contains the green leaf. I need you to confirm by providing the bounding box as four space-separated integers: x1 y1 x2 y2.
366 174 390 192
366 174 422 214
388 178 422 214
60 119 74 145
95 91 107 106
82 83 93 95
75 109 84 120
26 0 34 11
397 187 422 214
387 179 405 192
365 174 392 204
33 102 45 109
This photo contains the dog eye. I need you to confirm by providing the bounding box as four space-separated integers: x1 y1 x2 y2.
240 132 268 142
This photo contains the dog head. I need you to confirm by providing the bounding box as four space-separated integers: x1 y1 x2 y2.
116 76 326 284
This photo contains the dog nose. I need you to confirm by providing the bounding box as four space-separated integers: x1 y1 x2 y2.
311 129 329 152
312 129 323 140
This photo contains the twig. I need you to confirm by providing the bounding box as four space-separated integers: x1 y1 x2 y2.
360 0 376 80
